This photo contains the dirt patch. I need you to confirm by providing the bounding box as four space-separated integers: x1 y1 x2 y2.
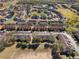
12 49 52 59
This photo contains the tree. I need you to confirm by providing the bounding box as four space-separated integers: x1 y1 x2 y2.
21 44 27 49
16 43 22 48
31 14 39 19
28 44 39 50
40 12 47 19
71 52 75 59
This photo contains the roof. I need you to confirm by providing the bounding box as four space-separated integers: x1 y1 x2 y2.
13 31 32 35
20 0 76 4
57 34 73 49
33 31 50 36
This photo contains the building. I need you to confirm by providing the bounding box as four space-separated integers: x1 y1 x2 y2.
0 0 9 2
12 31 32 43
2 19 66 31
20 0 76 4
56 34 74 50
33 31 54 43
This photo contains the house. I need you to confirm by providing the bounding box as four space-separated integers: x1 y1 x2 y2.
0 0 8 2
3 17 66 31
33 31 50 39
12 31 32 43
56 34 74 50
48 24 65 31
4 24 16 31
33 31 54 43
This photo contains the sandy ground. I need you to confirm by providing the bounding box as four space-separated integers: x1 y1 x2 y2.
11 44 52 59
0 44 17 59
13 50 52 59
0 44 52 59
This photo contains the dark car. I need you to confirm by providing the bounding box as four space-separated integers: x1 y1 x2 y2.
6 11 14 19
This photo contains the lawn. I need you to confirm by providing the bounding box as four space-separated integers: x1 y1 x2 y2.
61 55 69 59
57 6 79 31
57 7 78 21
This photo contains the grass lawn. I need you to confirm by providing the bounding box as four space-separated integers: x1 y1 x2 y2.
57 7 79 31
57 7 79 20
61 55 69 59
